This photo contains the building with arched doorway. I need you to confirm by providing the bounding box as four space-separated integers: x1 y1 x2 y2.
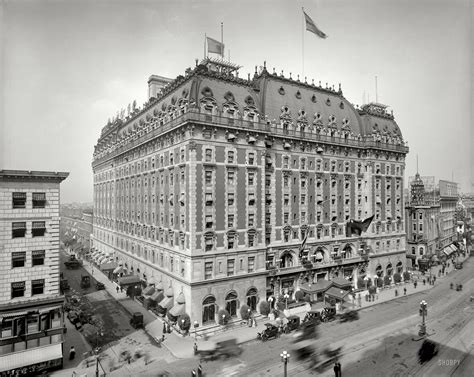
92 58 408 328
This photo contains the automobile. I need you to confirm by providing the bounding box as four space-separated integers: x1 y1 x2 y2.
130 312 144 329
321 307 337 322
95 282 106 290
67 310 80 325
257 323 280 341
60 279 70 292
215 338 243 358
339 310 359 323
418 340 439 364
454 262 463 270
81 275 91 289
303 310 322 324
284 315 301 333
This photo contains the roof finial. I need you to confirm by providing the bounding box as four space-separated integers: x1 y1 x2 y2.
312 78 314 85
195 58 198 66
297 74 300 82
248 73 251 81
290 72 292 79
255 66 258 74
338 83 342 92
319 81 321 87
281 70 284 77
263 61 266 69
273 67 276 74
304 76 307 84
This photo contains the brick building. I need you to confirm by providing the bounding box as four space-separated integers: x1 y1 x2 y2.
92 58 409 327
0 170 69 375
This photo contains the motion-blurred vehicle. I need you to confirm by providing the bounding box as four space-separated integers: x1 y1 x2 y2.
312 346 344 372
257 323 280 341
284 315 301 333
196 338 243 361
418 340 439 364
339 310 359 323
80 275 91 289
130 312 144 329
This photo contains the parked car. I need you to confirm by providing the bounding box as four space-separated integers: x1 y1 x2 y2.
339 310 359 323
303 310 322 324
257 323 280 341
418 340 439 364
284 315 301 333
81 275 91 289
130 312 144 329
321 307 337 322
95 282 106 290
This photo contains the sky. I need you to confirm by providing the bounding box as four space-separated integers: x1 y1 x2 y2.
1 0 472 203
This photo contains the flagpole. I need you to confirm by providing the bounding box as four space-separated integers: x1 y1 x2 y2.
221 22 224 60
302 7 304 78
204 33 207 60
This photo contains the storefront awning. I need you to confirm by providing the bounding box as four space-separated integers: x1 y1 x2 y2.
443 246 454 256
100 262 118 271
0 343 62 372
142 285 155 296
330 277 353 289
158 296 174 310
118 275 141 287
325 287 350 301
168 302 186 317
300 280 332 293
150 290 164 303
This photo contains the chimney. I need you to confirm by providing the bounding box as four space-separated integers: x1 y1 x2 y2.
147 75 173 100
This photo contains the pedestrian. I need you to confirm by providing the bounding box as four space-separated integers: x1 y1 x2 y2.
191 369 196 377
120 286 124 293
423 279 426 286
414 281 417 289
163 322 167 334
333 361 342 377
403 287 407 295
116 286 119 294
197 364 203 377
253 317 257 328
162 334 165 342
433 276 436 284
69 346 76 361
395 289 398 297
144 351 150 365
193 342 198 355
357 294 361 307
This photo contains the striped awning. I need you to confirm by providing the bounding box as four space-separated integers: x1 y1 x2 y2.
158 296 174 310
0 343 62 373
168 302 185 317
12 222 26 230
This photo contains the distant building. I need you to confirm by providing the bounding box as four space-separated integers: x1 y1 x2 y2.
92 58 409 327
0 170 69 375
60 212 93 256
438 180 458 251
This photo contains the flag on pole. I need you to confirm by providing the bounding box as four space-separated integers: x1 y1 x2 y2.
303 10 327 39
299 229 309 259
345 215 375 237
206 36 224 55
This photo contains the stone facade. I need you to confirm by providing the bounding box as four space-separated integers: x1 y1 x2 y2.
92 58 409 326
0 170 68 374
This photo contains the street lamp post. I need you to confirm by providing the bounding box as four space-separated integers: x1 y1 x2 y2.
280 350 290 377
419 300 428 336
193 321 199 339
284 294 289 309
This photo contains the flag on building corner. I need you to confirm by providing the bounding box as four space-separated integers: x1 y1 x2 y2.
207 36 224 55
303 10 327 39
345 215 375 237
299 229 309 259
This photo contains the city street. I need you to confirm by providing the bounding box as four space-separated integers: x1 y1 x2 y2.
152 258 473 377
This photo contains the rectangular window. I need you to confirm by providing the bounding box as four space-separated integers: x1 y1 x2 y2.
283 157 289 169
205 149 213 162
227 171 235 185
205 170 213 185
205 262 213 279
228 193 235 206
228 214 234 228
248 193 255 206
300 194 306 205
205 215 213 229
11 281 25 298
227 151 235 164
248 213 255 227
284 194 289 206
12 192 27 209
205 193 213 206
248 172 255 186
248 257 255 273
32 221 46 237
31 279 45 295
284 212 289 223
284 176 289 187
12 252 26 268
265 174 271 187
301 178 306 188
170 257 174 272
12 222 27 238
248 234 255 247
228 235 234 249
301 212 306 223
227 259 235 276
248 153 255 165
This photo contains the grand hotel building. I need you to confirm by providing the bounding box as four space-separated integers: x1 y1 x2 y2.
92 59 409 327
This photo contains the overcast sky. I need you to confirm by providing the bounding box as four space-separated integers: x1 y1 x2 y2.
1 0 472 203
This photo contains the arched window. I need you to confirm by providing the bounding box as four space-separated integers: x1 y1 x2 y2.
225 291 238 317
396 261 403 273
202 296 216 325
342 244 353 259
386 263 393 276
375 264 383 277
419 247 424 256
313 247 325 263
280 251 293 268
246 288 258 311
